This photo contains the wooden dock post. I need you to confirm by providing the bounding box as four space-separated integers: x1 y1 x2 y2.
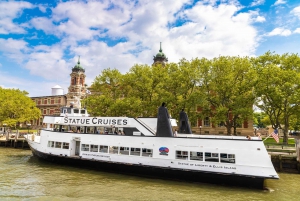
5 131 9 147
295 135 300 162
279 154 282 172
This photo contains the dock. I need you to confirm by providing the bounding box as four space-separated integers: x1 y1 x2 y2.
0 132 29 149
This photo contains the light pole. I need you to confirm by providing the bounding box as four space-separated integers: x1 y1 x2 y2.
3 123 7 133
27 123 31 134
199 126 202 135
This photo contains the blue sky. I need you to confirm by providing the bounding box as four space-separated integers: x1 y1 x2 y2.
0 0 300 97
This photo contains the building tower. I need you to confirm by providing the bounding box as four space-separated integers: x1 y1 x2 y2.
66 57 86 108
153 42 168 66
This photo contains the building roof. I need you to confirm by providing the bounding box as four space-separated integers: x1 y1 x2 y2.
51 85 62 89
153 42 168 63
72 56 85 72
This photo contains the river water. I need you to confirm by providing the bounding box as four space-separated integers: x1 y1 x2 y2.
0 147 299 201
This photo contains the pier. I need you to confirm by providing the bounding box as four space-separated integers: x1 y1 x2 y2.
0 132 29 149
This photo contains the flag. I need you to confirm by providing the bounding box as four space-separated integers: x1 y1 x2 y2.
271 129 279 143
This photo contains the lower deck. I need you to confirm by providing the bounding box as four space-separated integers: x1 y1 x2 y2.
30 147 267 189
26 131 279 180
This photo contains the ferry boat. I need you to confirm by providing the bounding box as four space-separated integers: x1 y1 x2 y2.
25 104 279 189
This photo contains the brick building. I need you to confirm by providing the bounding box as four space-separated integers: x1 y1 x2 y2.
30 57 86 128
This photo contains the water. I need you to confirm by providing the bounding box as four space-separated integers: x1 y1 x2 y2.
0 147 299 201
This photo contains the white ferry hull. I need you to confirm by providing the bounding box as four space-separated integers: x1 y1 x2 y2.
25 131 278 189
29 145 266 188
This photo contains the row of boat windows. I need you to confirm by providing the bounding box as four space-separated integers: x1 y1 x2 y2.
81 144 153 157
177 151 235 163
52 125 123 134
47 141 152 157
48 141 69 149
46 141 235 163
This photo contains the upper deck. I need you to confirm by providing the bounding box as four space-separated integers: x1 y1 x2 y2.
60 107 89 117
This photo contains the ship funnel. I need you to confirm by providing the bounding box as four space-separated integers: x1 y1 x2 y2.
179 109 192 134
156 102 174 137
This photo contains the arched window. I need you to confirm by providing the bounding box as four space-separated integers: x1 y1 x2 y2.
73 77 77 85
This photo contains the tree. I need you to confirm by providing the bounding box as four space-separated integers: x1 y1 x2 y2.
199 56 256 135
253 112 267 128
0 87 41 128
253 52 300 144
162 59 203 123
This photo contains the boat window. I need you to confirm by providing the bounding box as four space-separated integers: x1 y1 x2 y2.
220 153 235 163
53 125 59 132
81 144 90 151
73 109 79 114
109 146 119 154
86 127 95 134
176 150 188 160
142 148 152 157
62 142 69 149
68 126 76 133
81 109 85 114
205 152 219 162
130 148 141 156
55 142 62 148
61 125 69 132
48 141 55 148
120 147 130 155
90 145 99 152
99 145 108 153
190 151 203 161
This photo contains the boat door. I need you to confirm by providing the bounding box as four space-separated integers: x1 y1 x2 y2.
75 141 80 156
72 137 81 156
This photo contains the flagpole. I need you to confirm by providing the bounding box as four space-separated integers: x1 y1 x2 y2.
263 135 271 142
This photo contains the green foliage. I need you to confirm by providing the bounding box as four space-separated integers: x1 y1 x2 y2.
253 112 267 128
85 52 300 139
253 51 300 144
0 87 41 128
199 56 255 135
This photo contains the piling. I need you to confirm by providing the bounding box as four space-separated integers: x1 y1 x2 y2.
0 131 29 149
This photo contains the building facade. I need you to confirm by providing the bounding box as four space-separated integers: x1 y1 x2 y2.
30 57 87 128
66 57 87 108
30 94 67 128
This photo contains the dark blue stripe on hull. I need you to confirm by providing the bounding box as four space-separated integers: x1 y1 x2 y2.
30 148 265 189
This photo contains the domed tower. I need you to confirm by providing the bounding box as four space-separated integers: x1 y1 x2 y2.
66 56 87 108
153 42 168 66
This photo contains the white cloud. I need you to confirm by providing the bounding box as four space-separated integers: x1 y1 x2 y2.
291 6 300 19
250 0 265 7
0 0 266 96
274 0 287 6
267 27 291 36
294 28 300 34
25 45 69 80
29 17 56 34
255 16 266 22
0 1 33 34
0 38 29 63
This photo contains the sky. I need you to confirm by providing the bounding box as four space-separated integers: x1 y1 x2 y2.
0 0 300 97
